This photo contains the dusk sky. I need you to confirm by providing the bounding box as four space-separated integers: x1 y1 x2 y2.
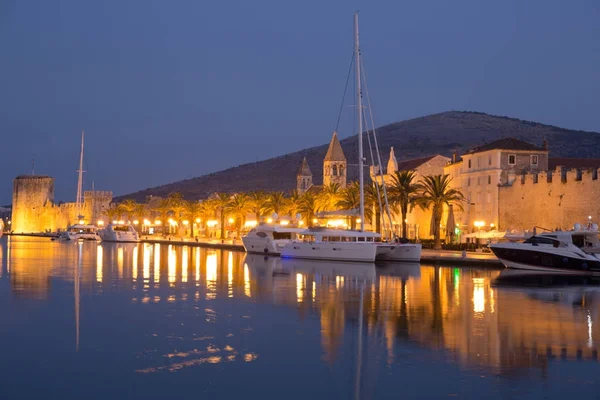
1 0 599 204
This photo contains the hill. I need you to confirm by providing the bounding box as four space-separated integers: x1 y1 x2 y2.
116 111 600 202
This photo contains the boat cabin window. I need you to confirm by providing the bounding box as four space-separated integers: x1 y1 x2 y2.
273 232 292 240
572 234 585 248
114 225 132 232
523 236 559 246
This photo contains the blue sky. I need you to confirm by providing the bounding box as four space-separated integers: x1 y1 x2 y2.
1 0 599 204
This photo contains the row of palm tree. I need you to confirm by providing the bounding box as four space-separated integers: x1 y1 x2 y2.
106 173 463 247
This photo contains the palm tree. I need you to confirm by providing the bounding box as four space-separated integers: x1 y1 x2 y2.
285 189 303 224
299 192 319 228
133 203 147 232
183 200 203 237
388 170 423 238
365 183 383 234
336 182 360 229
212 192 231 239
248 190 268 222
265 191 286 219
318 182 342 211
168 192 185 236
226 193 251 238
198 199 218 238
118 199 138 222
153 198 172 236
105 205 120 223
416 174 464 250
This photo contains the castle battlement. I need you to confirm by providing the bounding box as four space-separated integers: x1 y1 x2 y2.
84 190 113 197
511 167 600 186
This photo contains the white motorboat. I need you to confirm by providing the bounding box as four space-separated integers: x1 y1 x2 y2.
242 223 305 255
280 227 380 262
376 239 422 262
99 223 140 243
59 224 100 241
489 227 600 275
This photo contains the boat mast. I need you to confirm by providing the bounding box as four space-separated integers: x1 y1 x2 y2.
355 12 365 232
76 131 85 219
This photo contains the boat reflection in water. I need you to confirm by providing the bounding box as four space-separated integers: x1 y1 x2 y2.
2 237 600 398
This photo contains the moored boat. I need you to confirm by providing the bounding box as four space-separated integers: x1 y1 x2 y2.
59 224 101 241
99 223 140 243
489 227 600 275
280 227 379 262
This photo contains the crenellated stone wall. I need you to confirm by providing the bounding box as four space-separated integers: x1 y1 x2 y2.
499 167 600 231
11 175 112 233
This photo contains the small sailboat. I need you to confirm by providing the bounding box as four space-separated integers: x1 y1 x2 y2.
60 131 100 241
281 13 380 262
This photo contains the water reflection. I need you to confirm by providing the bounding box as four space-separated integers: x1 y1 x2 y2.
2 237 600 398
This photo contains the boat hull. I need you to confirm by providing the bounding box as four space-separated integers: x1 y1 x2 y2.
60 233 100 241
98 231 139 243
281 242 378 262
376 243 422 262
490 244 600 275
242 236 288 255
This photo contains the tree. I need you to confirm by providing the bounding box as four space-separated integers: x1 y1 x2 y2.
105 205 120 223
153 198 172 236
285 189 303 224
168 193 185 236
248 190 268 222
198 199 218 237
265 191 286 219
226 193 251 238
183 200 203 237
388 170 423 238
212 192 231 239
133 203 147 232
299 192 319 227
365 183 383 234
318 182 342 211
336 182 360 229
416 174 464 250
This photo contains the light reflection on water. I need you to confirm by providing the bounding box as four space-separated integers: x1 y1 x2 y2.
1 236 600 399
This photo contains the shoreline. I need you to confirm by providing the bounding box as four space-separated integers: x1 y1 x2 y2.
4 232 504 267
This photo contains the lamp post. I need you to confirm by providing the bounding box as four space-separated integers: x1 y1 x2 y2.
474 220 485 248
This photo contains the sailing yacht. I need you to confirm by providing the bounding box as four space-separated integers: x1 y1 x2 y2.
60 131 100 241
281 13 380 263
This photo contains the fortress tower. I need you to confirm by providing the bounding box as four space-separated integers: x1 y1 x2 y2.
11 176 55 233
296 157 313 193
323 131 347 188
84 190 113 224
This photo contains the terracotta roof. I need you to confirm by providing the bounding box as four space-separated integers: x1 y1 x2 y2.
324 131 346 161
467 137 545 154
549 158 600 170
395 155 437 172
297 157 312 176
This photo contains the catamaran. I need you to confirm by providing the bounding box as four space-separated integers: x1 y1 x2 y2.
281 13 381 262
59 131 100 241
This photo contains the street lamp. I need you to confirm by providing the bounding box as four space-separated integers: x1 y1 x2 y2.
474 220 485 247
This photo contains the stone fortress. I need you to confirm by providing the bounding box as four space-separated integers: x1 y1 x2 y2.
11 175 112 233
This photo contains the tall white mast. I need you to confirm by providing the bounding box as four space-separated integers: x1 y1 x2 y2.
76 131 85 219
355 12 365 232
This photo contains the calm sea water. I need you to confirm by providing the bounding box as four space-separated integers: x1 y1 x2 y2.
1 236 600 399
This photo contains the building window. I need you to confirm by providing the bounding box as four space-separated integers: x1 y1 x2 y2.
467 177 471 186
468 159 471 168
332 165 338 176
531 155 538 166
488 175 491 185
339 165 344 176
488 155 492 166
477 157 480 167
508 154 516 165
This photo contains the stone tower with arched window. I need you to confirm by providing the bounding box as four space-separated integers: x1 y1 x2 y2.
296 156 313 193
323 131 347 188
